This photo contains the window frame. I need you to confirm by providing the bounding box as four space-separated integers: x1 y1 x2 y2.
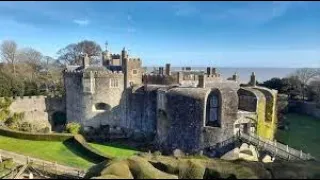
205 92 221 127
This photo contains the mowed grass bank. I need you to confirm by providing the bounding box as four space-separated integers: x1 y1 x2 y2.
0 135 94 169
89 142 140 159
276 113 320 159
0 135 140 169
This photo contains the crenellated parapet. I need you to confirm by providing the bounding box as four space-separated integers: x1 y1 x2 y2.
64 69 124 78
0 94 65 102
110 54 121 59
143 74 177 85
129 58 141 61
82 70 124 78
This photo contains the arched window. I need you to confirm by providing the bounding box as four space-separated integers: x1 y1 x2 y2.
206 92 220 127
93 102 110 111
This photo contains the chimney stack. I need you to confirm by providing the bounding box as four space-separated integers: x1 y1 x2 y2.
165 63 171 76
211 68 216 76
82 54 90 69
206 67 211 76
159 67 164 75
250 72 256 86
232 73 239 82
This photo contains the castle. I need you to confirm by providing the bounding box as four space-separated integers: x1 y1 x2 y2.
63 47 278 155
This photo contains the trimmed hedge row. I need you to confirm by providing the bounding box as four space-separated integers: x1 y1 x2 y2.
0 127 112 163
73 134 111 162
0 127 73 141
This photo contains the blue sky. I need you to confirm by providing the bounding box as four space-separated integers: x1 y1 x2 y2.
0 1 319 68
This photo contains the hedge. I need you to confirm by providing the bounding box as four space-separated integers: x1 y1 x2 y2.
73 134 111 162
0 127 73 141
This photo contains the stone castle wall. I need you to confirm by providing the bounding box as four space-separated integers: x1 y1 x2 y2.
64 71 126 128
127 59 143 86
3 95 65 127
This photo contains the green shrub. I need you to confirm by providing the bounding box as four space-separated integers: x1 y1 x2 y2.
19 122 32 132
66 122 81 134
43 127 51 133
153 151 162 157
0 126 73 141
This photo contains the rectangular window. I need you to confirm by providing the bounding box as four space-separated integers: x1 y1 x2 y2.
110 79 119 88
206 95 220 127
132 69 138 74
83 72 95 94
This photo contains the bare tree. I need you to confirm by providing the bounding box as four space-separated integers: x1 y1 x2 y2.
19 48 43 71
308 78 320 102
292 68 320 101
57 40 102 65
0 40 18 76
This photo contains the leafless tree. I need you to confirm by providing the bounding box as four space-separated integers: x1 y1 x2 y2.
19 48 43 71
308 78 320 102
57 40 102 65
292 68 320 101
0 40 18 76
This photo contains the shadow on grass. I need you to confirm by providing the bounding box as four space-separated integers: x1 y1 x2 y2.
89 141 141 152
63 139 103 164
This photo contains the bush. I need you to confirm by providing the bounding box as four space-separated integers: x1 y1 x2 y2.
0 126 73 141
66 122 81 135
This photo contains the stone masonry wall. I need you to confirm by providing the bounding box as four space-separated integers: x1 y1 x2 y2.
202 87 239 149
5 95 65 128
84 73 125 128
238 88 257 112
127 59 143 86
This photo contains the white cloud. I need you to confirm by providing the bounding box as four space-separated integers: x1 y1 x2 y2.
73 19 90 26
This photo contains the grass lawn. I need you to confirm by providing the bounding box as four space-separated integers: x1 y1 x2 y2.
89 142 140 159
0 135 94 169
276 113 320 159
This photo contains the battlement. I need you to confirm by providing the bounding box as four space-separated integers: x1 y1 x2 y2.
143 74 177 85
0 94 65 101
82 70 124 78
110 54 121 58
129 58 141 61
64 69 123 77
182 73 199 81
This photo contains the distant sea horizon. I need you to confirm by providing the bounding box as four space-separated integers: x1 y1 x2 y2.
145 67 302 84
